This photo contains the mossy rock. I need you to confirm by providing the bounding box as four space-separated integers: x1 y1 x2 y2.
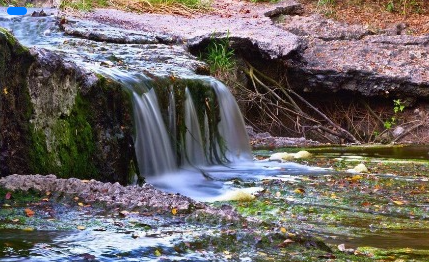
0 28 137 184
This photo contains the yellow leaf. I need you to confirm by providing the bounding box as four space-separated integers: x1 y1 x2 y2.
3 88 8 95
81 180 90 183
22 227 34 231
154 249 161 256
11 219 19 223
42 198 49 202
294 188 305 194
224 251 230 255
77 226 86 230
171 208 177 215
3 204 11 207
280 227 286 233
393 200 404 205
46 191 51 196
78 202 84 207
351 175 363 182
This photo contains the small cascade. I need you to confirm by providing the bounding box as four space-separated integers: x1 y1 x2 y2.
183 88 206 166
132 89 177 176
210 80 253 162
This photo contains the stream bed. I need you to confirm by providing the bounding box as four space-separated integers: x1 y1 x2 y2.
1 8 429 262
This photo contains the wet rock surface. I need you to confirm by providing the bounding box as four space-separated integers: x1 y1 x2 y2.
0 174 202 213
0 174 245 224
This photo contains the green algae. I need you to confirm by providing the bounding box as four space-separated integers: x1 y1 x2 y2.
29 94 97 179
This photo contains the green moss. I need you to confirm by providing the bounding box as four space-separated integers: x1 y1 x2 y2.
29 94 97 179
0 28 29 55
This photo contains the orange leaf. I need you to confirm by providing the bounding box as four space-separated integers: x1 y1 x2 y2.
24 208 35 217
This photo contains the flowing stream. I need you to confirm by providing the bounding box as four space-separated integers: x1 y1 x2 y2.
0 9 324 200
2 9 429 261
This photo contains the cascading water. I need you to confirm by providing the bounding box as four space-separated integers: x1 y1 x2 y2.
0 10 326 200
209 80 253 162
132 89 177 176
183 87 206 167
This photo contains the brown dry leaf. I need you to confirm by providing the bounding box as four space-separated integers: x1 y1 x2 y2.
119 210 130 217
24 208 35 217
73 197 79 201
81 180 90 183
42 198 49 202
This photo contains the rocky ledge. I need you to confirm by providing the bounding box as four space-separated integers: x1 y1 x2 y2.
0 174 243 224
79 0 429 103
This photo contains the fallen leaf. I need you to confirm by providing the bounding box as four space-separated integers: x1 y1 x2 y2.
5 192 11 200
11 219 19 223
393 200 405 205
278 239 295 247
74 197 79 201
78 202 84 207
280 227 287 233
42 198 49 202
338 243 346 252
24 208 35 217
171 208 177 215
154 249 161 256
22 227 34 231
275 191 281 197
293 188 305 194
2 204 11 207
77 226 86 230
46 191 51 196
119 210 129 217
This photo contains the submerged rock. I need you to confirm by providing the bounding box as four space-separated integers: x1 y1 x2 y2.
269 152 294 162
351 163 368 173
294 150 312 159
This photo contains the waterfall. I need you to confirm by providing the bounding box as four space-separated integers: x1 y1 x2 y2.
132 89 177 176
183 88 206 166
210 80 253 162
129 78 252 177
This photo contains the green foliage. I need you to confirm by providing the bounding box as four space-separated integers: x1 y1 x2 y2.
60 0 93 11
383 99 404 129
316 0 336 17
202 32 235 75
386 1 395 12
146 0 203 8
